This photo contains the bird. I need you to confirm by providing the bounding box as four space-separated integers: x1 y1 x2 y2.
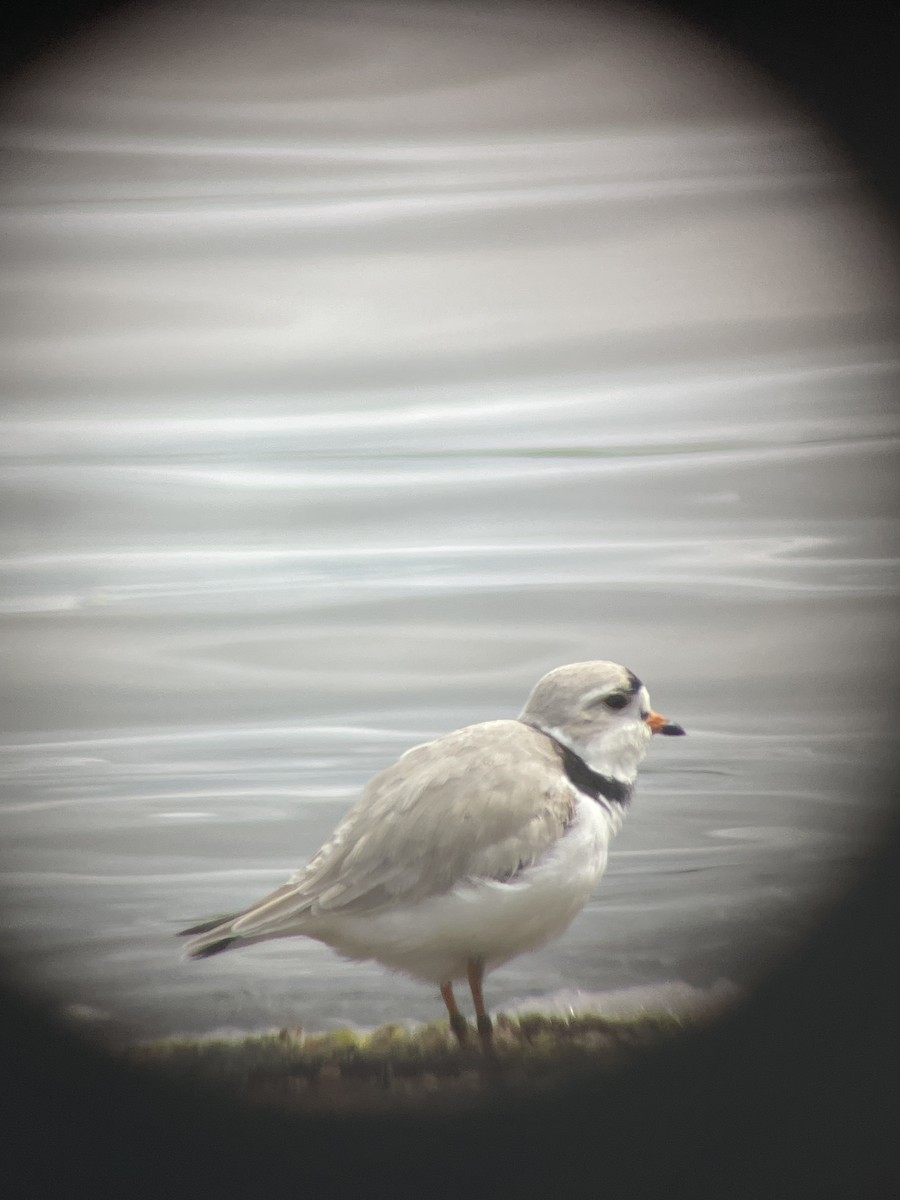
179 660 685 1048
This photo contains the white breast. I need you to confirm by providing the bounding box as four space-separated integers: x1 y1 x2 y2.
304 793 619 985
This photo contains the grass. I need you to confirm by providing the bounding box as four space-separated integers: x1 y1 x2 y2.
127 1011 694 1113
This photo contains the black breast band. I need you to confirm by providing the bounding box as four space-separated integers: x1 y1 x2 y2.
522 724 633 808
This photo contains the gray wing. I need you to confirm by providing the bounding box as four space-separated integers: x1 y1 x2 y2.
228 720 575 937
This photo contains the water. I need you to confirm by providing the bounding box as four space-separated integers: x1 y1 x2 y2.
0 1 898 1042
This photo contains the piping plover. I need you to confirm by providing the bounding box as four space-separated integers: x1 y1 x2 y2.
180 661 685 1046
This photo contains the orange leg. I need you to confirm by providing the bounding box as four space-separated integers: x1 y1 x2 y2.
441 981 469 1045
466 958 494 1051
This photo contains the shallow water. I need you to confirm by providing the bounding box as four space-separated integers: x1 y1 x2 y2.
1 1 898 1041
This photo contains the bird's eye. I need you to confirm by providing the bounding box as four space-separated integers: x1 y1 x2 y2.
603 692 629 710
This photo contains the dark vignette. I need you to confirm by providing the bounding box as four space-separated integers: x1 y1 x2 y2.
0 3 898 1197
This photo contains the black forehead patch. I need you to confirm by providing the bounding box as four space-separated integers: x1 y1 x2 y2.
625 670 643 694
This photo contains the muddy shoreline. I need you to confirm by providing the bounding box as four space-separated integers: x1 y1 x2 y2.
128 1011 695 1112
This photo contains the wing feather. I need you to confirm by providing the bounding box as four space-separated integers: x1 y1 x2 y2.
230 720 573 936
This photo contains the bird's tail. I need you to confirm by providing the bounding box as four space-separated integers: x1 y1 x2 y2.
177 912 244 959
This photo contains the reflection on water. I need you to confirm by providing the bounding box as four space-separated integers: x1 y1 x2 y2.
0 1 898 1040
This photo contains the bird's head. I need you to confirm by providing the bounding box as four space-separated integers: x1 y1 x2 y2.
519 660 685 782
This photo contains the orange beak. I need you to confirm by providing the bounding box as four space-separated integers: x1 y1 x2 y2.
646 710 686 737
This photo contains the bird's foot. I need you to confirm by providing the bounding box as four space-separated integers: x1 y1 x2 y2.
449 1012 470 1045
476 1013 495 1057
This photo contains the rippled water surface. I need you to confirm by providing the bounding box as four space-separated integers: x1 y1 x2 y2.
1 2 898 1040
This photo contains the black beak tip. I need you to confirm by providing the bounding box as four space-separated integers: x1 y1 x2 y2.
660 722 686 737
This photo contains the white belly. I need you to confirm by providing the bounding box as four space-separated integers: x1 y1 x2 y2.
304 795 618 985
